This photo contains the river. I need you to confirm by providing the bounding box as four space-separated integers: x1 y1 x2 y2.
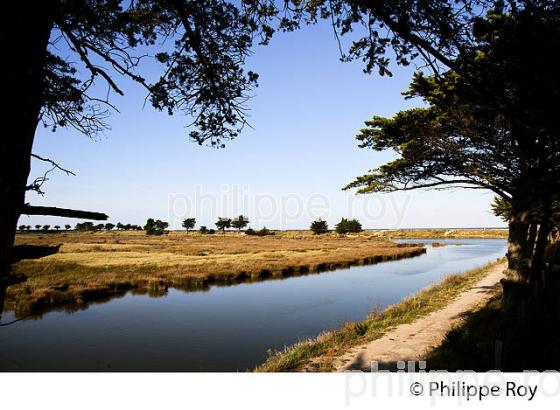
0 238 506 371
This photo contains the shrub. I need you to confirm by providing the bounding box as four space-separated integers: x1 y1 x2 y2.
144 218 169 235
200 226 216 234
310 219 328 234
75 222 94 231
245 227 274 236
335 218 363 234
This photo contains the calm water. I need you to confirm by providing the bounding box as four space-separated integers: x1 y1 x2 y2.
0 238 506 371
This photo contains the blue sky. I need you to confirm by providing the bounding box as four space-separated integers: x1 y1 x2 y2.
22 22 504 230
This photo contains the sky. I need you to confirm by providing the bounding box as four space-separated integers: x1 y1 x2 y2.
22 22 505 230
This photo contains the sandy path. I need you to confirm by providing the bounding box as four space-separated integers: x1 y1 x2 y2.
335 261 506 371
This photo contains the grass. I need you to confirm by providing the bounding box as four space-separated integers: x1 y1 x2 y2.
255 258 505 372
426 263 560 371
370 228 508 239
6 231 425 316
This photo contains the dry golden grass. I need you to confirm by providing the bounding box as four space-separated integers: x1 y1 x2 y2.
371 228 508 239
6 231 425 316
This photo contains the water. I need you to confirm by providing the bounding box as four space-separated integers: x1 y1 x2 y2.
0 238 506 371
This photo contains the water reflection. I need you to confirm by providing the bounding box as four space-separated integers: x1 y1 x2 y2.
0 238 506 371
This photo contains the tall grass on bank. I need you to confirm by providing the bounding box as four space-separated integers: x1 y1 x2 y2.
256 258 505 372
6 232 425 317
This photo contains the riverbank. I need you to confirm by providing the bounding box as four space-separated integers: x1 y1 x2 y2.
256 258 506 372
370 228 508 239
335 260 506 371
6 231 425 316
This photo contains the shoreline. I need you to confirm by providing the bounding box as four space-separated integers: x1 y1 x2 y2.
256 258 506 372
5 232 427 318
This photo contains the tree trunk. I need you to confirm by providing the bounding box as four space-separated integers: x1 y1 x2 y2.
502 199 533 308
505 210 531 284
527 223 538 257
530 204 552 289
0 3 55 282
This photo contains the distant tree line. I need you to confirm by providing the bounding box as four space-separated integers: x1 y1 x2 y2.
18 216 364 236
310 218 363 235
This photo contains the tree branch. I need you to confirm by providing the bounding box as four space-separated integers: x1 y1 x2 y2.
21 205 108 220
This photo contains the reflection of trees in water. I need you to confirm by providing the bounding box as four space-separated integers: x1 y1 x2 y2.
4 248 427 321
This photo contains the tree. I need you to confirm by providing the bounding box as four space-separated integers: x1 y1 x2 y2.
0 0 260 282
182 218 196 233
116 223 124 231
18 225 26 231
335 218 363 234
144 218 169 236
54 225 60 230
75 222 94 231
230 215 249 231
34 225 41 231
215 218 232 233
310 219 328 235
42 225 51 232
344 7 560 296
64 224 71 230
105 223 115 231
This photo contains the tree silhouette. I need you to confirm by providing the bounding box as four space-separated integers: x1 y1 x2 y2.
105 223 115 231
231 215 249 232
215 218 232 233
182 218 196 233
345 8 560 295
0 0 260 281
144 218 169 236
34 225 41 231
335 218 362 234
65 224 71 230
310 219 328 235
54 225 60 231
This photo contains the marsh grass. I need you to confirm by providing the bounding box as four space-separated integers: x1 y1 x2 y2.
255 258 505 372
6 231 425 316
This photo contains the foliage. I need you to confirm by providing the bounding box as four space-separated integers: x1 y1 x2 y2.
144 218 169 236
105 223 115 231
199 226 216 234
245 227 274 236
343 7 560 286
215 217 232 233
310 219 328 235
182 218 196 231
64 225 71 230
335 218 363 234
75 222 94 231
42 225 51 232
231 215 249 231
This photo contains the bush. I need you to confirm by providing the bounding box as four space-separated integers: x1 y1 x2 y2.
144 218 169 235
310 219 328 234
335 218 363 234
75 222 94 231
199 226 216 234
245 227 274 236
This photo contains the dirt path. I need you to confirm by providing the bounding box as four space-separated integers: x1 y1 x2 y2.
335 261 506 371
